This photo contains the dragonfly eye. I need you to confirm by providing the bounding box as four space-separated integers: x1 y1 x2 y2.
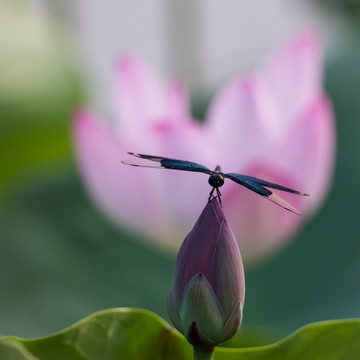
208 174 224 188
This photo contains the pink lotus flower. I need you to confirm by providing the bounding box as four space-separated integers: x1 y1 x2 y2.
73 32 335 261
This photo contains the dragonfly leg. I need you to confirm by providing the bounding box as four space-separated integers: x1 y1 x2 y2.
208 187 222 206
216 188 222 206
208 187 215 202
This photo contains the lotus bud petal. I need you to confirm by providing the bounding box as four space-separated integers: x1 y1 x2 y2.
167 198 245 346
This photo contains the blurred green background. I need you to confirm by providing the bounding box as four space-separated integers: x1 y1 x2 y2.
1 0 360 344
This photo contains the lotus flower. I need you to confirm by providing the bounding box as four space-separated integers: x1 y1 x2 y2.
167 198 245 347
73 31 335 261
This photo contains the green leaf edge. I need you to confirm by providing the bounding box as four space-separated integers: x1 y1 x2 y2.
217 318 360 358
3 308 193 360
0 338 39 360
1 308 359 359
17 308 176 343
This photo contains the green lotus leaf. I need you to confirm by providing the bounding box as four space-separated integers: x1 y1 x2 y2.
1 308 359 360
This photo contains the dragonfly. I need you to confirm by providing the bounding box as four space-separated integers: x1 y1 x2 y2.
122 152 309 214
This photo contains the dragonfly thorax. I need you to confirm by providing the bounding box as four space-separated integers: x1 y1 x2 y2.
208 173 224 189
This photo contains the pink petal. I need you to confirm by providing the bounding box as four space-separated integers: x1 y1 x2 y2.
268 94 336 212
206 75 281 170
222 164 305 261
166 80 191 120
74 109 217 249
260 31 323 129
114 55 190 137
136 119 217 232
114 55 167 136
73 108 167 237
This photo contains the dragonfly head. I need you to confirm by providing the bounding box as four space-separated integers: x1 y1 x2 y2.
208 173 224 189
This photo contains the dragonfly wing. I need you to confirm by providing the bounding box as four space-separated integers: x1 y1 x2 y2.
122 153 212 174
266 192 302 215
225 173 302 215
234 174 308 196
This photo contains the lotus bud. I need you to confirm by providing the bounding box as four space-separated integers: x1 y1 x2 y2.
167 198 245 347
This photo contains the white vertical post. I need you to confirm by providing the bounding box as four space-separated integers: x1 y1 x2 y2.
166 0 204 92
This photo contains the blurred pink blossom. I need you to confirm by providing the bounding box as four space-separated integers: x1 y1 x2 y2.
73 32 335 261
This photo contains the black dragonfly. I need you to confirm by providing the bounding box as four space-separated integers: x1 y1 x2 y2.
122 152 309 214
